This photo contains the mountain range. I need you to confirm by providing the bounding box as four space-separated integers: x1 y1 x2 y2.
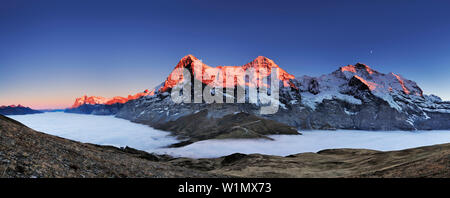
0 105 42 115
67 55 450 135
65 90 151 115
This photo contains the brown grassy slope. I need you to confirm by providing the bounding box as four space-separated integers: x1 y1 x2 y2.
168 144 450 178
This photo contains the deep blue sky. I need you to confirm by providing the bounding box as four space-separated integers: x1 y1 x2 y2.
1 0 450 108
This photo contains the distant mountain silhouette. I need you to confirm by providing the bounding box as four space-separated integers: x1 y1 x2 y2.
0 105 43 115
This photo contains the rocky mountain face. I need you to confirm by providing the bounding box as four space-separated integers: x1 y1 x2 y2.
65 103 125 115
65 90 151 115
0 105 42 115
115 55 450 131
159 55 296 93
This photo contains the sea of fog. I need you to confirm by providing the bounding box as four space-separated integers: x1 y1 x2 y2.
9 112 450 158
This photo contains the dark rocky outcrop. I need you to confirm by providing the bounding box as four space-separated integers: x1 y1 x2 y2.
1 115 450 178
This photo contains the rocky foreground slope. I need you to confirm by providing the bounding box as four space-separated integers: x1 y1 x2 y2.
66 55 450 132
1 115 449 178
0 114 219 178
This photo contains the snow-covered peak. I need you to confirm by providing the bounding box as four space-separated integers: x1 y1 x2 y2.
72 95 109 108
158 55 297 93
326 63 422 96
0 104 29 109
295 63 425 111
337 63 377 79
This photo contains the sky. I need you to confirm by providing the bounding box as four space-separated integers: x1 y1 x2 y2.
1 0 450 109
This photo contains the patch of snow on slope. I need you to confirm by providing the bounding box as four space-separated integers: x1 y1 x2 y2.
301 92 362 110
372 91 403 111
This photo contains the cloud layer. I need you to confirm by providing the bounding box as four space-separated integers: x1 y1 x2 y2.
9 112 450 158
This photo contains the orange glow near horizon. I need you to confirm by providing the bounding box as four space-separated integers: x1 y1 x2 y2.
0 89 152 110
